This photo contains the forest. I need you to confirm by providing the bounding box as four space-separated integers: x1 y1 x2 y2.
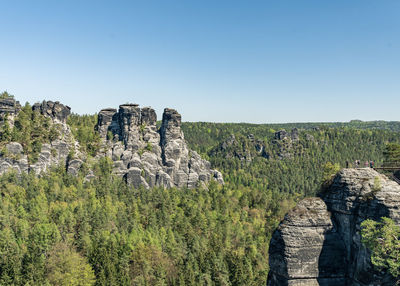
1 107 400 285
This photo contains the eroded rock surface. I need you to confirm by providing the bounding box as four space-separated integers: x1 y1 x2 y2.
0 100 81 176
96 104 223 189
33 100 71 123
0 98 222 189
0 97 21 127
268 168 400 286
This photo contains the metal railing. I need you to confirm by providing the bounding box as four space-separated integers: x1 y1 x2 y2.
391 175 400 185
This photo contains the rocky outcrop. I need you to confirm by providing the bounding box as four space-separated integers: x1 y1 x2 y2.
211 134 271 162
271 128 304 159
33 100 71 123
0 97 21 116
291 128 299 141
274 130 288 141
267 168 400 286
31 101 80 175
0 98 221 189
0 97 21 127
0 100 81 176
0 142 29 174
96 104 223 189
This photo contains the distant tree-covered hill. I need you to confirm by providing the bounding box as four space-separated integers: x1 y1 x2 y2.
182 122 400 197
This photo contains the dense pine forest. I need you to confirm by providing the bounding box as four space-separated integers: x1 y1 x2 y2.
1 108 400 285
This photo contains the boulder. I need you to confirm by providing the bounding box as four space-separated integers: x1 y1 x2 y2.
6 142 23 155
67 159 83 176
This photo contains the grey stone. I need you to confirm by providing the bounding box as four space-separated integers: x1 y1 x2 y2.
97 108 118 138
141 107 157 126
6 142 23 155
267 168 400 286
124 167 145 189
67 159 83 176
96 104 223 189
33 101 71 123
0 161 12 174
112 144 124 161
274 130 288 140
291 128 299 141
0 97 21 119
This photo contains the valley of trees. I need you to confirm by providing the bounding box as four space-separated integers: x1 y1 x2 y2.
1 107 400 285
182 122 400 197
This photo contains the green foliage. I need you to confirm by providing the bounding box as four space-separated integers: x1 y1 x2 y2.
322 162 340 185
1 101 400 284
46 242 96 286
145 142 153 152
383 143 400 166
182 123 400 197
140 123 146 133
67 114 101 157
0 161 295 285
373 176 382 192
107 130 113 141
361 217 400 280
0 91 14 99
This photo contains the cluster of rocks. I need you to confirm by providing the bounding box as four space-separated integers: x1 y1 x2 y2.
274 128 299 141
212 134 269 163
32 100 71 123
0 96 21 115
0 100 81 176
272 129 300 159
267 168 400 286
0 96 21 127
248 134 270 159
0 97 223 189
96 104 223 189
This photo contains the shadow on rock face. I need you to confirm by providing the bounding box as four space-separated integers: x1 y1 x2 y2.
268 169 400 286
316 229 347 286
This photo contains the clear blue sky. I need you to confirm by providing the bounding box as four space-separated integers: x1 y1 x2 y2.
1 0 399 123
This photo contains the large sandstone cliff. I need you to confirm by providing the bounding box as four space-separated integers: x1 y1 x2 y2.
0 97 223 189
0 99 80 175
96 104 223 189
267 168 400 286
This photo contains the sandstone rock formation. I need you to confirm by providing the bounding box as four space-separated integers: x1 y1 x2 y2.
267 168 400 286
96 104 223 189
0 97 21 127
0 100 80 176
0 98 222 189
274 130 288 141
33 100 71 123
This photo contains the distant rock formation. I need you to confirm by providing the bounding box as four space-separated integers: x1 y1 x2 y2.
267 168 400 286
96 104 223 189
274 130 288 141
33 100 71 123
0 98 222 189
0 97 21 116
0 97 21 127
273 129 299 159
0 100 80 176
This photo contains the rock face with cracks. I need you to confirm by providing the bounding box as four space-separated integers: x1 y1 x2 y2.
0 100 81 176
0 98 223 189
267 168 400 286
96 104 224 189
